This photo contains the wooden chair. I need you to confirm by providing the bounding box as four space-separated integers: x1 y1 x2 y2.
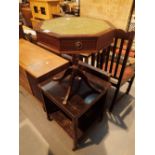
83 29 135 112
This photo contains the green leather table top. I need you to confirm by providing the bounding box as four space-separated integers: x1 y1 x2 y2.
41 17 112 36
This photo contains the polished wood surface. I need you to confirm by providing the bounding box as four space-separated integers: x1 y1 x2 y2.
19 39 68 78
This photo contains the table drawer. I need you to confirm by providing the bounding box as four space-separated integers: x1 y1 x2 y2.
60 38 97 52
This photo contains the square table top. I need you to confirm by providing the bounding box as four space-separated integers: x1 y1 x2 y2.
39 69 111 118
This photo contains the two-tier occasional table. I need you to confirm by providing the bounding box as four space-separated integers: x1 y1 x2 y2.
39 64 111 150
36 17 115 104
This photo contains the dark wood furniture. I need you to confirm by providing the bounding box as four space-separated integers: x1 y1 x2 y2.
36 16 115 104
36 17 115 54
19 23 33 42
19 39 69 103
81 29 135 112
39 62 111 150
19 22 25 39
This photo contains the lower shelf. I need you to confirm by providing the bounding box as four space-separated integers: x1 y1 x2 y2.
51 111 83 140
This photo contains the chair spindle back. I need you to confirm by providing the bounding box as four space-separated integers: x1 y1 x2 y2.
90 29 135 80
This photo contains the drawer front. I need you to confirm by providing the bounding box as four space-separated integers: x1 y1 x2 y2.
60 38 97 52
37 31 60 53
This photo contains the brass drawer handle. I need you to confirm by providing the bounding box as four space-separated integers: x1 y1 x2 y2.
75 41 83 50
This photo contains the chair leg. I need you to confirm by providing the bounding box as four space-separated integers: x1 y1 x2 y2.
85 57 89 64
109 87 120 112
79 55 83 61
126 75 135 94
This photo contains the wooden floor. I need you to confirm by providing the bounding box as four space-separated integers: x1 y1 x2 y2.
19 81 135 155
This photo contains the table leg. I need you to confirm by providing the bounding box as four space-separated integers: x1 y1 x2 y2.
62 72 75 104
76 69 101 93
52 67 72 81
99 92 107 121
52 54 101 104
41 93 53 121
72 118 78 151
47 114 52 121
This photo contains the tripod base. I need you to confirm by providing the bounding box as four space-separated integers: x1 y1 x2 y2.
52 55 101 104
